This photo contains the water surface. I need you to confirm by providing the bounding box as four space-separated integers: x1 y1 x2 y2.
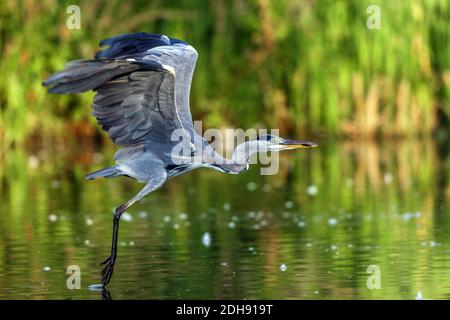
0 139 449 299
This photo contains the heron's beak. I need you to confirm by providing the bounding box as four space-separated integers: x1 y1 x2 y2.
276 139 318 150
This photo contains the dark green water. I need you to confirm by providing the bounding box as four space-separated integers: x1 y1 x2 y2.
0 139 449 299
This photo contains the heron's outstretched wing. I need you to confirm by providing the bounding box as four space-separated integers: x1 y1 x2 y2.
93 62 182 145
43 59 189 148
43 33 199 150
95 33 198 139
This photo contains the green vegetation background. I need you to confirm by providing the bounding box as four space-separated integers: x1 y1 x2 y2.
0 1 449 299
1 0 449 148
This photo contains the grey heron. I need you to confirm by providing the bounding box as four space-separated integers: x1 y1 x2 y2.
43 33 317 287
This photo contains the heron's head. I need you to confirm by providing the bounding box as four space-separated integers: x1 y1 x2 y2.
254 134 318 152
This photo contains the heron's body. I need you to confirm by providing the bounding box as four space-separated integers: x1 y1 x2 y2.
43 33 316 287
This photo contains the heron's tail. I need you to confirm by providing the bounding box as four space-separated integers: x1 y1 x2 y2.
42 59 147 94
85 166 122 180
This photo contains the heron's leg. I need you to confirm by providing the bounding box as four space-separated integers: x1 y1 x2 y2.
100 206 124 286
100 172 167 287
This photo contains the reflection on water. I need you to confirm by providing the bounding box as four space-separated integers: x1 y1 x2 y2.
0 139 449 299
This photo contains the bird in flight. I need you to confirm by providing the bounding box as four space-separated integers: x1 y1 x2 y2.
43 33 317 287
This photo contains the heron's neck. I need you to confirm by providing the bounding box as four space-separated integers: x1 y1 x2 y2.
201 141 254 174
231 141 257 164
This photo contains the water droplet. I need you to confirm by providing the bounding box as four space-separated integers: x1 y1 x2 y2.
328 218 338 226
402 212 413 221
246 182 257 191
415 292 423 300
307 185 318 196
298 221 306 228
430 241 441 247
284 201 294 209
43 266 51 272
84 240 90 246
138 211 148 218
202 232 211 247
228 222 236 228
121 212 133 222
163 216 171 223
86 218 94 226
280 264 288 272
48 214 58 222
179 213 188 220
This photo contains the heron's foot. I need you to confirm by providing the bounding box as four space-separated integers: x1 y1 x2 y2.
101 288 112 300
100 256 115 287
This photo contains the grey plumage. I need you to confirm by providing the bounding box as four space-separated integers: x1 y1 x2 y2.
85 166 121 180
43 32 317 287
44 34 199 177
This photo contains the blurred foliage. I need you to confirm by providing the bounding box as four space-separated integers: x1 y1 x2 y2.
1 1 449 299
1 0 450 149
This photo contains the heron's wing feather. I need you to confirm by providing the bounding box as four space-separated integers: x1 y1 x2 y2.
43 59 144 94
95 33 188 59
43 58 191 149
95 33 198 140
93 63 185 146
